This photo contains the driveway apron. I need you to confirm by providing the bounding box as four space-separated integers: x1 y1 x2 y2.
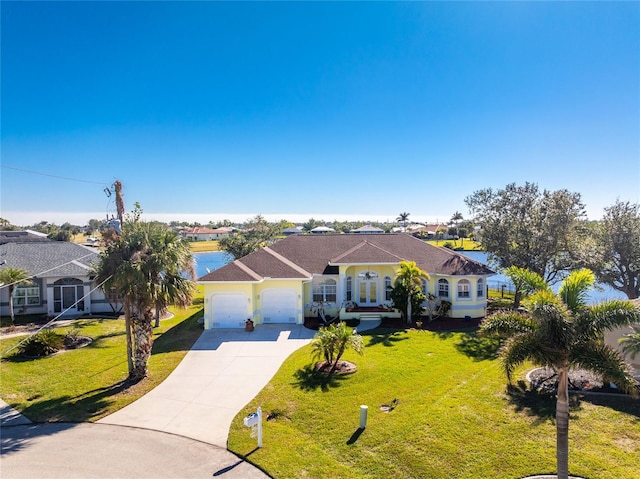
98 324 315 447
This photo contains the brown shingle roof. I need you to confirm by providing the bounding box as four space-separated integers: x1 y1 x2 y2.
199 233 494 282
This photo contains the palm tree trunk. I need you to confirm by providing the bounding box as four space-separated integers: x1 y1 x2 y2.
124 297 134 377
513 290 522 309
556 366 570 479
8 285 16 324
130 309 154 381
407 292 412 324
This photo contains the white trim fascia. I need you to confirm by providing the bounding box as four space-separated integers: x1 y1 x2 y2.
71 260 93 271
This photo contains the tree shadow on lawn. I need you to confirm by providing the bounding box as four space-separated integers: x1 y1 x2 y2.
17 378 140 423
505 380 582 425
579 393 640 419
454 332 502 361
150 309 204 355
363 329 409 348
292 364 350 392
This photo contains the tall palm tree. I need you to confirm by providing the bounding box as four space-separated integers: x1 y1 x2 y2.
394 260 429 323
481 269 640 479
396 212 410 232
96 220 195 380
0 267 32 324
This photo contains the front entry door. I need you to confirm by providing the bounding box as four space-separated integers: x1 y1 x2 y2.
358 280 377 305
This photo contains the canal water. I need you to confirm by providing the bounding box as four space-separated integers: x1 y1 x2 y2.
193 251 232 278
460 250 627 304
191 250 627 304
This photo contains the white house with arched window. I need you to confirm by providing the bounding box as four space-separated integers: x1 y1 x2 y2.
0 235 116 319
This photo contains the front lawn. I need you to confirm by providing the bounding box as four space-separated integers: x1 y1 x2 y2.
228 327 640 479
0 290 205 422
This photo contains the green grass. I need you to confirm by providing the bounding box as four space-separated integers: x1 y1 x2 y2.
425 238 483 250
228 328 640 479
189 240 219 252
0 290 205 422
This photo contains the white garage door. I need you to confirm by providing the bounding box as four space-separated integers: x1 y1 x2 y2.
211 293 249 328
262 289 298 323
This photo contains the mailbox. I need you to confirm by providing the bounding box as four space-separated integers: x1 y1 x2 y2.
244 413 259 427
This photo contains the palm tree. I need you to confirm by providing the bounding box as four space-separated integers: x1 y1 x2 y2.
619 326 640 360
0 267 32 324
311 322 364 375
504 265 549 309
96 219 195 381
394 261 429 323
396 212 410 232
450 211 463 225
481 269 640 479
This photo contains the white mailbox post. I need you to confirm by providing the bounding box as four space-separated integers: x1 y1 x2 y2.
243 406 263 448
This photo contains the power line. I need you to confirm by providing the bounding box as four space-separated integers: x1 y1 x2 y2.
1 164 106 185
0 252 98 290
1 274 113 358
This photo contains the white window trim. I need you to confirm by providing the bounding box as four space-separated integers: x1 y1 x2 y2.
457 279 471 300
438 279 449 299
313 277 337 303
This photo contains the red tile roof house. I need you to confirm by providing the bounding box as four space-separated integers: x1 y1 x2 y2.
198 234 494 329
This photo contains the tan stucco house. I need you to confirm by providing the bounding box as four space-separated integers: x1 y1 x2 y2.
199 233 494 329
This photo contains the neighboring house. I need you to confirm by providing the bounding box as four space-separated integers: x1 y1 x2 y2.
0 234 116 318
310 226 336 234
351 225 385 234
183 227 232 241
410 224 452 239
199 233 494 329
0 230 50 244
282 227 304 236
604 298 640 376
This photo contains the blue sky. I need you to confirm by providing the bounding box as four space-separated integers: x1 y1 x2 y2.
2 1 639 226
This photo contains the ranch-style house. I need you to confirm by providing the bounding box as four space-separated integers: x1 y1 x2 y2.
199 233 494 329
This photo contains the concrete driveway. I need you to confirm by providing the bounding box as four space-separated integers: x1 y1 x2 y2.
2 321 379 477
98 324 316 447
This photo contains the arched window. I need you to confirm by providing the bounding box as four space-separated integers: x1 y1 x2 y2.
421 279 428 295
458 279 470 299
384 276 392 301
313 278 337 303
346 276 353 302
438 279 449 298
477 278 485 298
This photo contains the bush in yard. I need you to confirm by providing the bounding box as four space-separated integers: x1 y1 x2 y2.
17 330 65 357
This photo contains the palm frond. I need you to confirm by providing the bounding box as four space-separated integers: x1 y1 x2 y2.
571 341 639 396
576 300 640 340
480 311 535 337
619 327 640 360
557 268 595 312
500 334 543 382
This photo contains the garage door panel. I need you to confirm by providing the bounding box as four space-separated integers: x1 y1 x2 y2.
211 293 248 328
262 289 297 323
